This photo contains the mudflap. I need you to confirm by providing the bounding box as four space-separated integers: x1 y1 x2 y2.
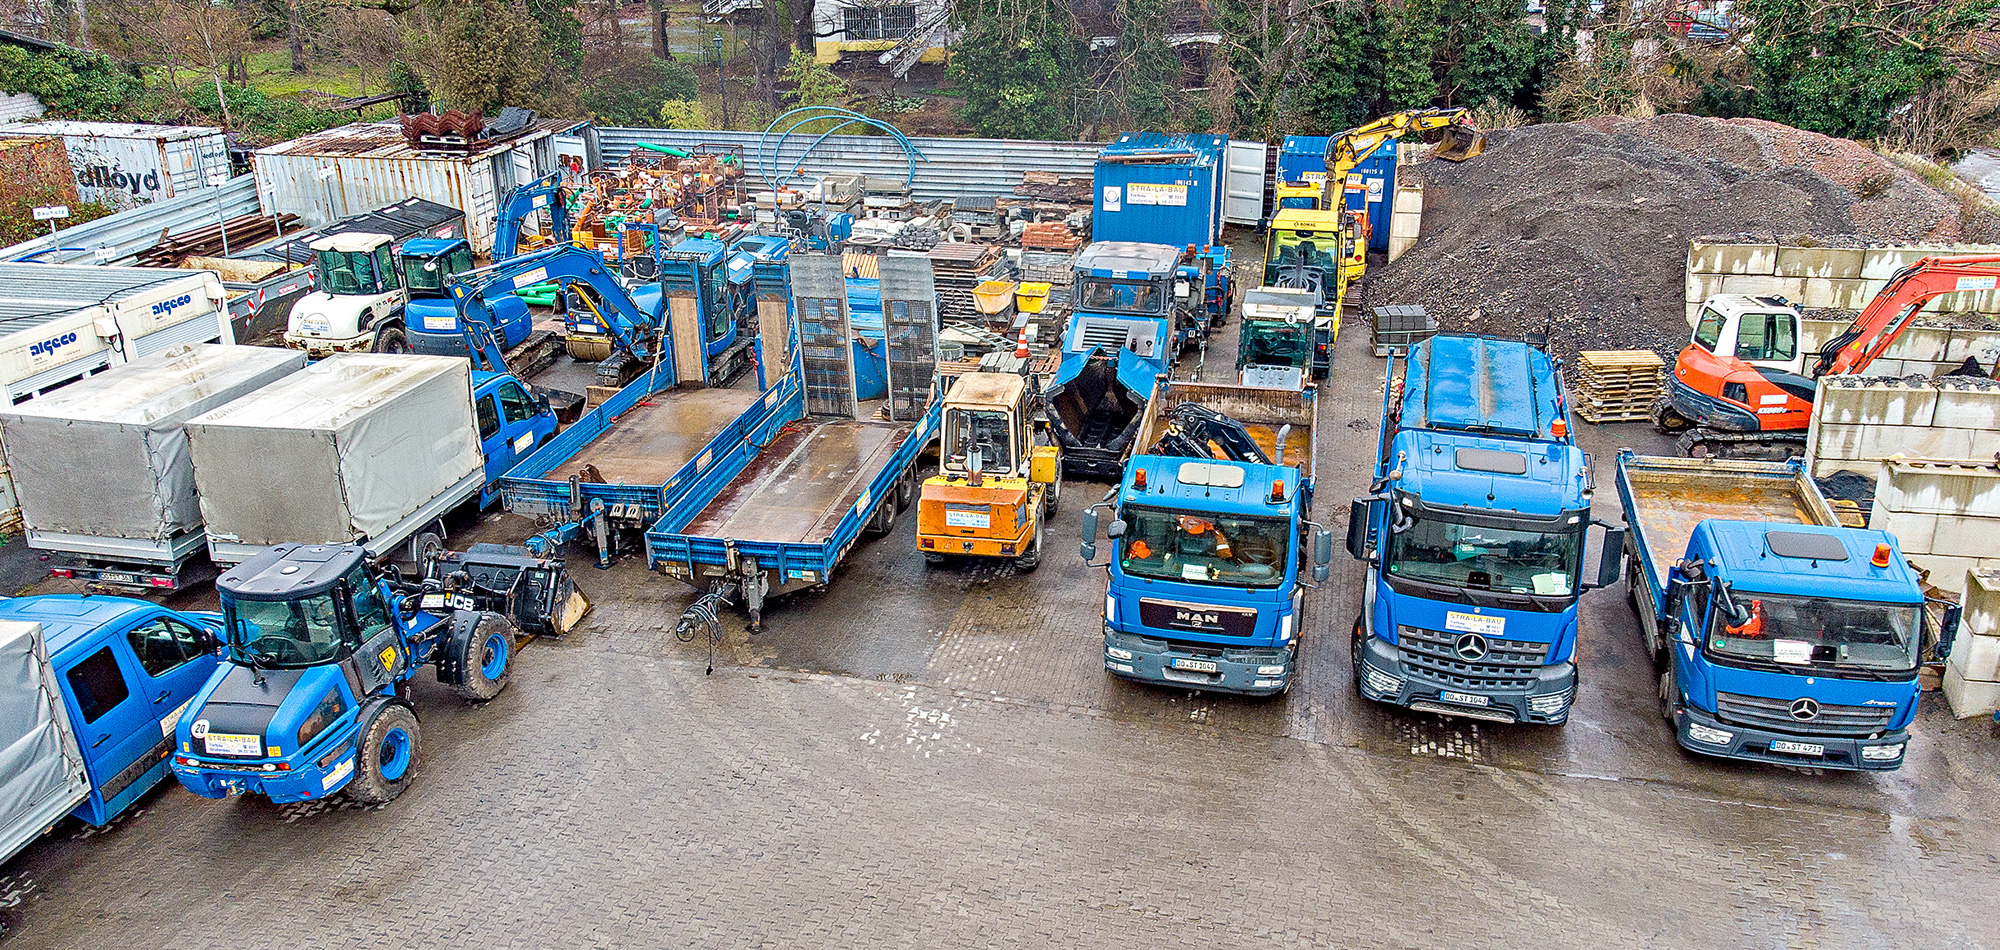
433 609 490 689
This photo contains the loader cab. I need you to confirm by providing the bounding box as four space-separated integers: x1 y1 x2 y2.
313 233 401 297
214 544 397 675
1689 295 1806 376
1274 181 1322 211
941 372 1032 479
1265 208 1362 294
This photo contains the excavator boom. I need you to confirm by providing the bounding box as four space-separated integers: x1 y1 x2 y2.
1817 255 2000 376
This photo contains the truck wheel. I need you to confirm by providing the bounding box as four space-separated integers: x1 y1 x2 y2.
895 469 915 511
1013 529 1043 572
863 495 897 537
1044 475 1062 514
1657 668 1677 723
453 614 516 702
407 530 445 567
372 325 409 354
345 702 420 805
1349 616 1369 699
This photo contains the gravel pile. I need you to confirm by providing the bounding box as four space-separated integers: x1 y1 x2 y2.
1361 114 2000 363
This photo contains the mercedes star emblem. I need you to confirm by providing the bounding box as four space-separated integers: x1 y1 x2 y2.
1789 698 1821 721
1454 633 1489 661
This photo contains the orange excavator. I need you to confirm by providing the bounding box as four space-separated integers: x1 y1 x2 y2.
1653 254 2000 458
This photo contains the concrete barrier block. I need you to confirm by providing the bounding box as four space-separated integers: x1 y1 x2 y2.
1720 275 1807 300
1812 422 1869 462
1961 571 2000 637
1799 277 1872 310
1685 302 1701 327
1800 318 1845 355
1690 241 1776 276
1870 507 1937 555
1861 424 1977 461
1955 631 2000 682
1883 460 2000 514
1931 384 2000 429
1915 554 1985 593
1887 326 1952 361
1942 330 2000 368
1814 379 1937 427
1810 457 1883 482
1930 514 2000 560
1861 248 1919 280
1776 246 1866 279
1943 660 2000 718
1685 273 1726 304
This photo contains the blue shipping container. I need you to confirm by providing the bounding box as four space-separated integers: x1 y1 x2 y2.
1092 132 1226 249
1277 134 1398 253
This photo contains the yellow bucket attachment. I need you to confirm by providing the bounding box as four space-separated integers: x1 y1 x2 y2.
1016 282 1052 314
1433 124 1486 162
973 279 1018 315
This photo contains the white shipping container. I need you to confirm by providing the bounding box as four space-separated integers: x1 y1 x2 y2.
252 120 561 256
0 263 232 404
0 121 228 209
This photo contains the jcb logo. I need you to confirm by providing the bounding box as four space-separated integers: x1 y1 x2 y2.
151 293 193 316
29 332 78 358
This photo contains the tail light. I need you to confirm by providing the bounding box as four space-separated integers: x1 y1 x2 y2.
149 577 174 588
49 569 72 578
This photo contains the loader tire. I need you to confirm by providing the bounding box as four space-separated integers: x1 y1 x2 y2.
1013 529 1043 573
451 613 516 702
345 702 420 805
372 325 409 354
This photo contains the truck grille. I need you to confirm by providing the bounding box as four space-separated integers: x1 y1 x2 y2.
1396 624 1548 692
1714 692 1893 737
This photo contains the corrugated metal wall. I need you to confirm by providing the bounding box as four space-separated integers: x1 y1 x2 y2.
0 94 44 123
0 174 261 265
596 128 1100 201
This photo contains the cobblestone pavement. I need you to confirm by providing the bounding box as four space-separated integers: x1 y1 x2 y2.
4 248 2000 947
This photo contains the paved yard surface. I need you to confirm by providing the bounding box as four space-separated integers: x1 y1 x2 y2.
3 266 1997 949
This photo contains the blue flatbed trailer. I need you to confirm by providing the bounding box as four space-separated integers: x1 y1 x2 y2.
646 389 940 630
497 367 800 559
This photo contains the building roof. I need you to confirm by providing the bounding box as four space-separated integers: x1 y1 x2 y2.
0 120 222 140
253 119 559 162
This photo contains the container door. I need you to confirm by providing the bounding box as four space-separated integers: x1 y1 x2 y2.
1224 140 1268 227
56 641 159 824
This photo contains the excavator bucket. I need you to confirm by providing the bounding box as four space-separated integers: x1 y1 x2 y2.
1432 124 1486 162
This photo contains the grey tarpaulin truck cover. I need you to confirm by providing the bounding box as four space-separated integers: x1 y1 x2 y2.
185 354 482 554
0 620 88 866
0 344 306 549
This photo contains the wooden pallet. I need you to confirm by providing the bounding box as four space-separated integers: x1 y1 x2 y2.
1571 349 1664 423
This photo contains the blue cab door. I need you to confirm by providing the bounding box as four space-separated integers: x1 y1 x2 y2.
55 613 214 824
476 378 557 496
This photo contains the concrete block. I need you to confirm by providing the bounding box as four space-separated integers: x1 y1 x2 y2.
1955 630 2000 682
1776 245 1866 279
1942 329 2000 368
1923 287 2000 316
1812 422 1868 463
1813 379 1937 427
1690 240 1776 276
1914 554 1985 593
1719 275 1807 300
1861 247 1929 281
1887 326 1952 362
1884 459 2000 513
1930 515 2000 561
1685 273 1726 305
1859 423 1976 461
1943 660 2000 718
1685 302 1701 327
1961 571 2000 637
1930 384 2000 429
1800 318 1845 355
1800 277 1873 310
1870 506 1937 555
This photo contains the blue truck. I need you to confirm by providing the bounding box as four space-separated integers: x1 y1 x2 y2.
1090 132 1234 320
0 596 221 863
1345 335 1624 725
170 541 582 804
1080 379 1332 695
1617 453 1947 770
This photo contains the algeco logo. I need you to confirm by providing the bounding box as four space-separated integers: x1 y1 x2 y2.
151 293 193 316
28 331 78 358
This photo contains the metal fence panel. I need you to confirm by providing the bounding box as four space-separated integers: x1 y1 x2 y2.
596 128 1101 201
878 256 938 422
0 174 261 265
791 255 857 418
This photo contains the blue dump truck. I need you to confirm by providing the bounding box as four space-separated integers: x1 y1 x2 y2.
1081 380 1331 696
171 541 582 805
1046 242 1216 480
0 597 221 864
1346 336 1624 725
1617 453 1948 770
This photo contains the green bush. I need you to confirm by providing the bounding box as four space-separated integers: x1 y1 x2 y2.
184 82 346 143
0 46 142 118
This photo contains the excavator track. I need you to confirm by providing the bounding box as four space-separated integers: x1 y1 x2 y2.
1675 427 1807 461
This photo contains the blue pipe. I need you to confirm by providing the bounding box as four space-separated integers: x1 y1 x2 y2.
755 107 928 194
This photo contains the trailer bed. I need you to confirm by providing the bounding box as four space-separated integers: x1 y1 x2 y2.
1618 454 1837 590
684 417 911 544
561 388 763 485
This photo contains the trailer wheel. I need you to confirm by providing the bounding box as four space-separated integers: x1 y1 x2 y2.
452 614 516 702
345 702 420 804
864 494 897 537
895 469 915 511
1013 529 1042 573
372 325 409 354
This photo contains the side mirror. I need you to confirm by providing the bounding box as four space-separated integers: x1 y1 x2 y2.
1312 526 1334 567
1080 510 1099 562
1935 600 1964 658
1594 528 1627 591
1345 499 1370 561
196 624 222 654
1106 519 1127 540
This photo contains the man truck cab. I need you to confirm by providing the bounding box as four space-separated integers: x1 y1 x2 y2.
285 233 411 358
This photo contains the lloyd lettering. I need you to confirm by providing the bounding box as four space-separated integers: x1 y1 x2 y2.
78 165 163 197
28 331 78 358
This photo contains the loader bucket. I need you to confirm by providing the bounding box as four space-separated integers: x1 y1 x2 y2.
432 543 593 638
1433 125 1485 162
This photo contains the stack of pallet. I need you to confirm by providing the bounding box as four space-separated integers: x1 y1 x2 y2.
133 213 302 267
929 243 1005 321
1571 349 1666 423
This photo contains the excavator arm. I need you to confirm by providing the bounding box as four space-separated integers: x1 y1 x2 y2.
449 244 669 372
1324 108 1486 186
1814 255 2000 377
493 172 570 261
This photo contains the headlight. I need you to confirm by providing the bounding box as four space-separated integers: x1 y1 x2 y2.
1106 647 1134 661
1528 690 1573 715
1862 743 1905 761
1687 723 1734 746
1104 594 1116 623
1253 680 1283 688
1361 664 1403 696
1256 664 1287 676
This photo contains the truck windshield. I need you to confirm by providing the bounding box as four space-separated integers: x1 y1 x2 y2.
1076 278 1164 315
1385 508 1582 598
222 594 347 668
1266 230 1338 274
1707 591 1921 672
1119 506 1291 589
943 408 1012 473
1239 322 1310 369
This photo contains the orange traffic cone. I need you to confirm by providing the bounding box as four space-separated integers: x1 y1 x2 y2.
1014 327 1031 359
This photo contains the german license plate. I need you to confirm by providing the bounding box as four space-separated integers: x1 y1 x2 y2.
1440 690 1490 707
98 571 140 585
1171 657 1219 673
1770 740 1824 757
